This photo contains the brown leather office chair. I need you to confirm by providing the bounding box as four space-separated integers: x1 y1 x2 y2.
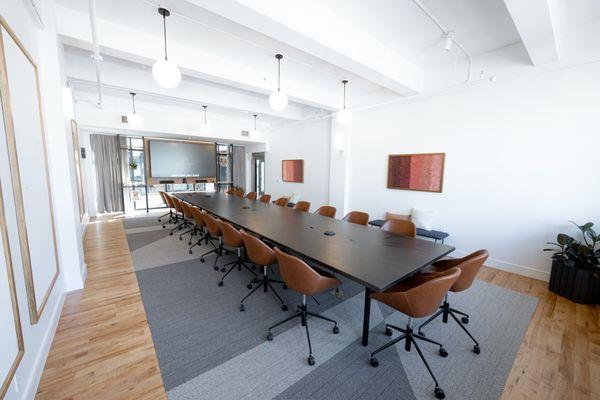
293 201 310 212
161 193 179 228
417 250 489 354
381 219 416 238
157 191 173 223
216 220 257 286
169 197 193 235
245 191 257 200
188 206 209 253
274 197 288 207
178 201 197 242
239 230 287 312
258 194 271 203
199 212 224 270
234 188 244 197
226 188 235 195
369 268 462 399
314 205 336 218
268 248 341 366
342 211 370 226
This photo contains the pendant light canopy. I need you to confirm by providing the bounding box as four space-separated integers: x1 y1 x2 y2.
336 80 352 125
269 54 288 111
200 105 212 134
250 114 260 138
152 7 181 89
127 92 142 127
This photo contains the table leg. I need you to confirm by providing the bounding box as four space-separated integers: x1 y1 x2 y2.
362 288 372 346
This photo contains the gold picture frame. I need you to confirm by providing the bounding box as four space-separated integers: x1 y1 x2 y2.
0 15 60 324
0 179 25 399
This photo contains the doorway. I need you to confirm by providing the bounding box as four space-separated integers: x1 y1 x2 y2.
252 152 265 195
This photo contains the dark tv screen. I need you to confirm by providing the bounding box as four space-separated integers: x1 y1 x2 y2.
149 140 215 178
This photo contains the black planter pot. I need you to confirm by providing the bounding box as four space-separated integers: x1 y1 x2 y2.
548 260 600 304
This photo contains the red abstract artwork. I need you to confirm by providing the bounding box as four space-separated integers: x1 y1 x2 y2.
282 159 304 183
387 153 445 192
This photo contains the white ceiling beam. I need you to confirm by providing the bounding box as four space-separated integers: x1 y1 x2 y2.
503 0 559 65
54 5 339 112
187 0 424 95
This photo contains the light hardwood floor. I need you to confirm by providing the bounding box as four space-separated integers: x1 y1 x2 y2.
36 216 599 399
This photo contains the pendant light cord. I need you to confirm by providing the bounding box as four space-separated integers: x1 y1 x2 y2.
163 13 168 60
342 80 348 110
131 92 136 113
277 58 281 92
203 105 207 123
253 114 257 130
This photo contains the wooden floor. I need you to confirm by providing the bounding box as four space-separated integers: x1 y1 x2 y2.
36 216 598 399
36 216 166 400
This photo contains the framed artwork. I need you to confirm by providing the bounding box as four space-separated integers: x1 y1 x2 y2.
282 159 303 183
0 16 60 324
387 153 445 193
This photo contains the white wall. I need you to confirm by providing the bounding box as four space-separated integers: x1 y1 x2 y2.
346 61 600 280
263 118 332 208
0 1 85 399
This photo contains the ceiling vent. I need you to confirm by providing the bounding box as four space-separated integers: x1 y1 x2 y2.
121 115 129 123
241 130 250 137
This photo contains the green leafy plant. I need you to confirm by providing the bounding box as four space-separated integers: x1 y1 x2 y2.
129 160 138 170
544 222 600 271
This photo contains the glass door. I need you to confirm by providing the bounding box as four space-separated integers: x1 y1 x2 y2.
253 152 265 195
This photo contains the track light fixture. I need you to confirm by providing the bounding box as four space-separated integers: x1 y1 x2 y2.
127 92 142 126
269 54 288 111
444 31 454 52
336 80 352 125
250 114 260 138
152 7 181 88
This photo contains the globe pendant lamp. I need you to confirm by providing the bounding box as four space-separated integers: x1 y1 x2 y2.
152 7 181 88
200 105 212 134
250 114 260 138
336 79 352 125
269 54 288 111
127 92 142 127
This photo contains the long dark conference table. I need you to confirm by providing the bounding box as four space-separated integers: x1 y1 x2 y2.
176 192 455 346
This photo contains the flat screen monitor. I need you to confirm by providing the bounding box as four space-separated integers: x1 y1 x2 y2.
148 140 216 179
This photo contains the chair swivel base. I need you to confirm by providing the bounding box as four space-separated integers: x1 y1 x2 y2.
217 257 257 286
240 266 288 312
370 322 447 399
266 296 339 366
417 300 480 354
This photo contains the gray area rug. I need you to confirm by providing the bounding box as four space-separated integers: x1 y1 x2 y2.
125 214 538 400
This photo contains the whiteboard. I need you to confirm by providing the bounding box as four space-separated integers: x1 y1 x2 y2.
1 20 59 323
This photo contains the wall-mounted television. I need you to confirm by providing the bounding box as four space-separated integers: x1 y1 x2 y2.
146 139 216 184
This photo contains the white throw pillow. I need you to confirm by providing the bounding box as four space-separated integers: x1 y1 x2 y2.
411 208 435 231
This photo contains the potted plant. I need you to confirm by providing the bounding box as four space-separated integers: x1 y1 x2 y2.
545 222 600 304
129 160 138 170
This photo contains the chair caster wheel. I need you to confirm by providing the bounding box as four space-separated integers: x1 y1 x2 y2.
162 226 166 229
439 347 448 357
239 304 245 312
221 267 226 272
333 325 339 334
462 316 469 324
369 357 379 368
434 387 445 399
281 304 288 311
200 257 205 262
213 266 219 271
188 242 192 246
282 284 288 290
473 345 480 354
418 331 425 337
251 265 256 270
218 281 223 287
179 237 183 240
247 284 253 289
385 327 393 336
169 232 173 236
266 332 273 341
189 250 192 254
307 355 315 366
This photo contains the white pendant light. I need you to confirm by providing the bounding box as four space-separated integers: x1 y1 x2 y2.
152 7 181 88
336 80 352 125
200 105 212 134
250 114 260 138
127 92 142 127
269 54 288 111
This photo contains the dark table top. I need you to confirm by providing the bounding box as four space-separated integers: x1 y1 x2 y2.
176 192 455 292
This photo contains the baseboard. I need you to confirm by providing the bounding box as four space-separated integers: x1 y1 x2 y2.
21 285 67 400
452 249 550 282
